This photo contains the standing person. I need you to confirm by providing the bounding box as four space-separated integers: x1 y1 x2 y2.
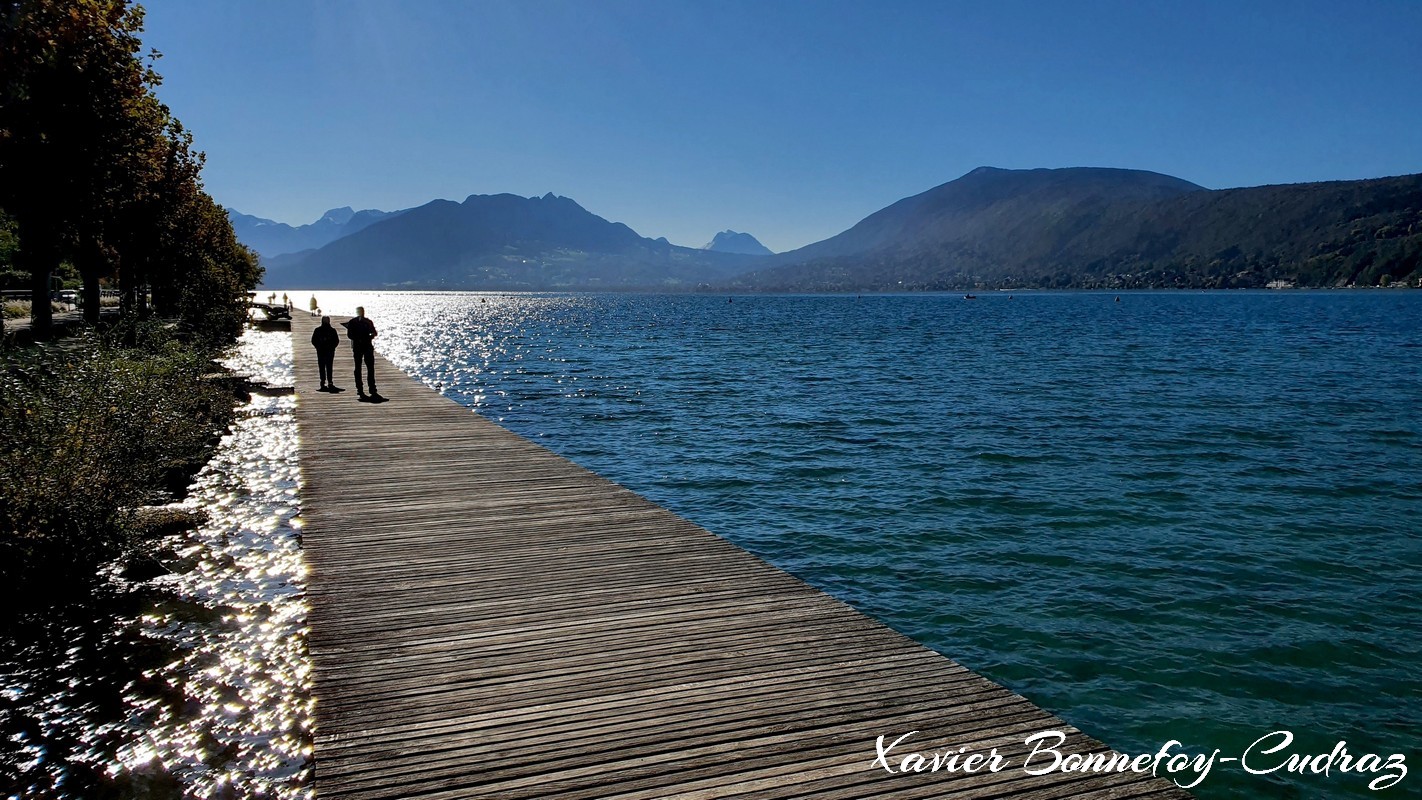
310 316 341 392
308 294 319 317
344 306 380 400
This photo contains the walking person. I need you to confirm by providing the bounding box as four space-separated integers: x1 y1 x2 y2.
310 316 341 392
343 306 381 401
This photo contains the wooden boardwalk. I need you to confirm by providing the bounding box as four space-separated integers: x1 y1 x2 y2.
289 313 1191 800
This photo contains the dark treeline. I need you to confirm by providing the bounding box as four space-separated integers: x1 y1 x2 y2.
0 0 260 344
0 0 260 602
0 6 267 786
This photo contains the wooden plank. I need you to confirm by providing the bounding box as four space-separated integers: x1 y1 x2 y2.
289 313 1192 799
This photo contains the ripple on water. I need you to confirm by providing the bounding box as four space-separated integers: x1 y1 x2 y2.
121 329 311 798
0 327 311 799
116 386 312 799
292 290 1420 800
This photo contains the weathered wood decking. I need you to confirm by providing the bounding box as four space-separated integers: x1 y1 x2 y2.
290 313 1190 800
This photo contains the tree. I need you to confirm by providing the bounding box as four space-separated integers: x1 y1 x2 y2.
1 1 261 339
0 210 19 287
108 100 190 316
0 0 157 336
115 114 260 341
161 186 260 345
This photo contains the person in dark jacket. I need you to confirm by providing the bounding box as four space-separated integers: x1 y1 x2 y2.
311 316 341 392
343 306 380 400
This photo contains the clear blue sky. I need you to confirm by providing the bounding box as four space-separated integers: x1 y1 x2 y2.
141 0 1422 253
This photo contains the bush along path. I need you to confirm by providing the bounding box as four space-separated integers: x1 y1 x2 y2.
0 323 313 799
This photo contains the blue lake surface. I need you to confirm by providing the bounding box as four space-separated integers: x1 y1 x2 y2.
315 290 1420 798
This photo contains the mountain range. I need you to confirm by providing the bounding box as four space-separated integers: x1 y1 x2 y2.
261 193 758 290
227 206 403 258
248 167 1422 291
739 167 1422 290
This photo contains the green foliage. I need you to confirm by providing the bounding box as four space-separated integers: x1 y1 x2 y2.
158 188 261 343
0 211 24 289
4 300 64 318
178 249 260 346
0 1 150 274
0 209 15 267
0 326 236 600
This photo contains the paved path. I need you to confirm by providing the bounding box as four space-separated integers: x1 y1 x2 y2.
3 306 122 343
290 313 1190 800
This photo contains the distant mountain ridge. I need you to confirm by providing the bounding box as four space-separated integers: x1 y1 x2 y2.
264 192 757 290
773 167 1205 265
702 230 773 256
252 166 1422 291
737 167 1422 290
227 206 402 258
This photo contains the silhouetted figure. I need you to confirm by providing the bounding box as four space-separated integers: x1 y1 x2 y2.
311 316 341 392
343 306 381 400
309 294 319 317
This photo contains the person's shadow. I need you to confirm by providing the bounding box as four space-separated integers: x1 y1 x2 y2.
359 394 389 404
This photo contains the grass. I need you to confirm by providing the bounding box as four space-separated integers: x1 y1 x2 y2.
4 300 66 318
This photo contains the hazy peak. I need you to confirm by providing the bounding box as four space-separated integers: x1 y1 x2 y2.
227 204 401 257
319 206 356 226
703 230 773 256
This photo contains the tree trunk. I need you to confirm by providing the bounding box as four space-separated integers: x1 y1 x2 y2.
134 272 149 317
28 255 53 339
152 283 176 316
82 271 101 325
78 236 112 325
119 256 148 318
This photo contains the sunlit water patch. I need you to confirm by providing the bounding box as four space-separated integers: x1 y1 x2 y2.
1 327 310 799
116 328 311 798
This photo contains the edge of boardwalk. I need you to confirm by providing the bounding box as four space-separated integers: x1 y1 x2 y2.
289 312 1192 800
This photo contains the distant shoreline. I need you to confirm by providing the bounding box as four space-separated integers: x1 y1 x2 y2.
258 285 1422 295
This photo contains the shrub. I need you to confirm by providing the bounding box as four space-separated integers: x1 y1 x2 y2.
0 328 236 600
2 300 66 318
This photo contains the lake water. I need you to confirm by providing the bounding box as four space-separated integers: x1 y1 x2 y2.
308 290 1420 799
